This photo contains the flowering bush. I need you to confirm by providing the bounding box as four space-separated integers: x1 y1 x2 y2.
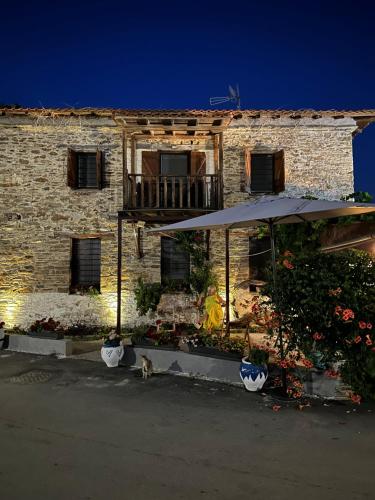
29 317 60 333
180 331 246 356
262 250 375 400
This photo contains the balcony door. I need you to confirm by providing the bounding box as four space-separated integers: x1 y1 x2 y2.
160 153 189 208
139 150 208 209
160 153 188 177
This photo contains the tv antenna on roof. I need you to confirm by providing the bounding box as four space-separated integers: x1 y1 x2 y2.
210 84 241 109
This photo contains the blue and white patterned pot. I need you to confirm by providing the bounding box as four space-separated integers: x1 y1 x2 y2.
101 345 124 368
240 357 268 392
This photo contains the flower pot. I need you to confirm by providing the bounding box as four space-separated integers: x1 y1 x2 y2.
101 345 124 368
239 357 268 392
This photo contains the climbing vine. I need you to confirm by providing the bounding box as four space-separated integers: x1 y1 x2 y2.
175 231 217 296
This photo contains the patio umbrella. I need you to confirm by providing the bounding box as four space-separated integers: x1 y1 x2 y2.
149 195 375 289
148 196 375 392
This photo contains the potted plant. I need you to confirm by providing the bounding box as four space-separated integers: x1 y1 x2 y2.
28 317 63 340
240 347 269 392
101 331 124 368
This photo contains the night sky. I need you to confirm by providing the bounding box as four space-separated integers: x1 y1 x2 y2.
1 0 374 195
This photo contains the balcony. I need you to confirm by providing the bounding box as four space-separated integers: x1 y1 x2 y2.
122 174 221 221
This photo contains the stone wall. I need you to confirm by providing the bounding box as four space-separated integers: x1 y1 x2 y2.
0 114 357 328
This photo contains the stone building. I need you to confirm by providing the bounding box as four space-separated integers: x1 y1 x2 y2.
1 107 374 329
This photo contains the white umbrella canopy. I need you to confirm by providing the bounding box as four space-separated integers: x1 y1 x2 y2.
147 196 375 233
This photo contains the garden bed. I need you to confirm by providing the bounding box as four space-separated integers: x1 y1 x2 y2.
123 346 243 385
124 346 348 398
7 334 72 357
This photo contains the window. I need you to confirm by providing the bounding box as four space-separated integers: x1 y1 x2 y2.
160 153 188 176
67 149 104 189
243 149 285 193
71 238 101 292
161 237 190 286
249 236 271 289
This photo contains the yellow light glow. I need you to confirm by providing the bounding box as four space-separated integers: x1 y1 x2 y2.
1 294 23 327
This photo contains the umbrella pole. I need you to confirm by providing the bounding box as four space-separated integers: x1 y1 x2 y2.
116 216 122 335
269 221 287 395
225 229 230 337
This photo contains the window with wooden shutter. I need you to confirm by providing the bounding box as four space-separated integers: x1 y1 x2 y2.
241 148 251 192
249 236 271 284
251 154 274 193
67 150 104 189
190 151 206 176
249 150 285 193
273 149 285 193
142 151 160 175
67 149 78 188
161 237 190 286
71 238 101 292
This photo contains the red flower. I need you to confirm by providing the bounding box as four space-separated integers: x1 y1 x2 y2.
324 369 339 379
283 250 294 257
335 306 343 316
342 309 355 321
367 323 373 330
156 320 162 325
350 394 361 405
354 335 362 344
313 332 324 341
302 359 314 368
282 259 294 270
359 321 367 330
365 335 373 346
272 405 281 412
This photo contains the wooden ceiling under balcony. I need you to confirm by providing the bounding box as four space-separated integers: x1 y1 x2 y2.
114 114 230 137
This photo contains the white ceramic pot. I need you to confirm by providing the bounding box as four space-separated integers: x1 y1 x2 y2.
101 345 124 368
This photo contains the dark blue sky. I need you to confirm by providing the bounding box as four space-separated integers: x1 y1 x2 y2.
1 0 374 195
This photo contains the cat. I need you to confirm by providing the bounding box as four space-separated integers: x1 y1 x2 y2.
141 354 153 379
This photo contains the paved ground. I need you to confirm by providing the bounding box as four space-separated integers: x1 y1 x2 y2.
0 352 374 500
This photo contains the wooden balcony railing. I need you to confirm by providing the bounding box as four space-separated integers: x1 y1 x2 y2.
124 174 220 210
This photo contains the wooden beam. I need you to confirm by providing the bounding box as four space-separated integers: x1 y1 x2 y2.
225 229 230 337
218 132 224 209
122 129 128 209
116 217 122 334
131 135 136 174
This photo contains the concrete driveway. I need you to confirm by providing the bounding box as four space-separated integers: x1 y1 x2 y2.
0 351 374 500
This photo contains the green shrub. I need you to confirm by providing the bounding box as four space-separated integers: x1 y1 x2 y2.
247 348 269 366
134 278 163 316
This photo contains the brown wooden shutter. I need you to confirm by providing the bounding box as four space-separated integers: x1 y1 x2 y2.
96 149 103 189
190 152 206 176
273 149 285 193
142 151 160 175
242 147 251 192
67 149 78 188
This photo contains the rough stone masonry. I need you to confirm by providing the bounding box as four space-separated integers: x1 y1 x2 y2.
0 108 369 329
